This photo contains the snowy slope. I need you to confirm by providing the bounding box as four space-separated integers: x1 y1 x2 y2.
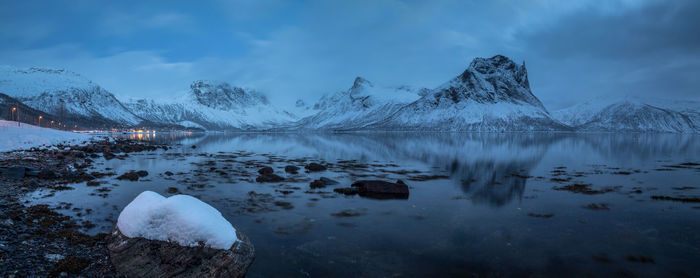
0 120 89 152
0 66 141 126
553 97 700 133
369 55 567 131
125 80 297 130
292 77 424 129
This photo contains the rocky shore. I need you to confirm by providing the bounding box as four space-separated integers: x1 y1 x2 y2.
0 138 167 277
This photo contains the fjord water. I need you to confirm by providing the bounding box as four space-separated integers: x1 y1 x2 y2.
26 132 700 277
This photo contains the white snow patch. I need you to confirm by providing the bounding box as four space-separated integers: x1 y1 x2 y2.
117 191 238 250
0 120 89 152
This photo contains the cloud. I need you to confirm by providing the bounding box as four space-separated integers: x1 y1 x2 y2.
98 11 195 37
0 0 697 111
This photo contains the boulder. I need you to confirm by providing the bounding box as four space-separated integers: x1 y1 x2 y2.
136 170 149 177
305 163 327 172
257 167 274 175
255 174 284 183
351 180 409 199
117 171 140 181
103 152 117 160
309 177 339 189
107 227 254 278
284 165 300 173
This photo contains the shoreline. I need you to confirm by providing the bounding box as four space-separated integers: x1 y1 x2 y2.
0 138 167 277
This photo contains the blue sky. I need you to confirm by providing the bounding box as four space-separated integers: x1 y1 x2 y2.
1 0 698 110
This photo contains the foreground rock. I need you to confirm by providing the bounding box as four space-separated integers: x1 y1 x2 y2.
334 180 409 199
107 227 254 278
107 191 255 277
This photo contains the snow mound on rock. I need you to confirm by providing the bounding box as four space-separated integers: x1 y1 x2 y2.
117 191 238 250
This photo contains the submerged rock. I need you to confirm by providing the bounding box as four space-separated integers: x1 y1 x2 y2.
305 163 327 172
309 177 339 189
116 171 140 181
256 174 284 183
284 165 300 173
257 167 274 175
136 170 149 177
107 227 254 278
351 180 409 199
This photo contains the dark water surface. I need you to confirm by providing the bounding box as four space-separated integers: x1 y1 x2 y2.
25 132 700 277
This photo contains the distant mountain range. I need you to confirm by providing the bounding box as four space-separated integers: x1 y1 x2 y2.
0 57 698 133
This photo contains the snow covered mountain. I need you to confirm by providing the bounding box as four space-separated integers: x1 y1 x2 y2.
0 66 140 127
291 77 425 129
553 97 700 133
368 55 568 131
125 80 297 130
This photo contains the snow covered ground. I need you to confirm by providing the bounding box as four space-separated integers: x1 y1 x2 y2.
117 191 238 250
0 120 89 152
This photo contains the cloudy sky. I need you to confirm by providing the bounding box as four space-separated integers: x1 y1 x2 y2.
1 0 698 110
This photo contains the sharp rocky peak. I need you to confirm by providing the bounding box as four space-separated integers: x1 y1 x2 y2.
189 80 269 110
429 54 544 110
351 77 373 90
461 55 529 88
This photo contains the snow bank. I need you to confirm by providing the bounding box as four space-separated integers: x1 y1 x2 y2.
0 120 89 152
117 191 238 250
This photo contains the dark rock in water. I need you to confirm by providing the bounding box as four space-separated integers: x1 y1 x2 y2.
107 227 255 278
167 187 181 194
1 166 26 179
309 177 340 189
103 152 116 160
309 180 326 189
333 187 358 195
116 171 140 181
258 167 274 175
38 168 58 179
305 163 327 172
256 174 284 183
319 177 339 185
164 171 174 176
351 180 409 199
86 181 100 186
284 165 300 173
136 170 149 177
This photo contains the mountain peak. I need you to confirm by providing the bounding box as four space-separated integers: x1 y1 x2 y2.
462 55 529 88
429 54 543 110
351 77 373 90
188 80 269 110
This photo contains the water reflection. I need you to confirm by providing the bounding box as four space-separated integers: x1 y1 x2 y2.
29 132 700 277
129 132 699 207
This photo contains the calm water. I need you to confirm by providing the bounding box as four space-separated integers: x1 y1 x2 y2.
25 132 700 277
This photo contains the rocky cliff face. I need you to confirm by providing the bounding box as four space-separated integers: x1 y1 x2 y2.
368 55 567 131
125 80 296 130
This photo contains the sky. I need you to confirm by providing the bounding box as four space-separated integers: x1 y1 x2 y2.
0 0 698 110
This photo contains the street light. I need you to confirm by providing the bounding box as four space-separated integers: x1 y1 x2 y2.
38 115 43 127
